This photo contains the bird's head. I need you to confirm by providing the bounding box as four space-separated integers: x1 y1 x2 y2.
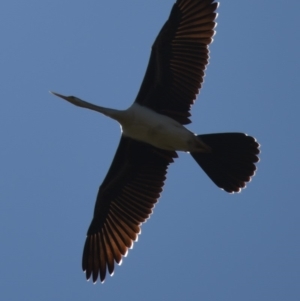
50 91 85 107
50 91 112 117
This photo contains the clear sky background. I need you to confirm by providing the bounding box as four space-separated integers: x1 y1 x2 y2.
1 1 299 300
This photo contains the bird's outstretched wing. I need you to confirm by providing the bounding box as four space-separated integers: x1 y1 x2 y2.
82 136 177 283
83 0 218 283
135 0 218 124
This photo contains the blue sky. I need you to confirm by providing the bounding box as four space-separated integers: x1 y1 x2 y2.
1 0 299 300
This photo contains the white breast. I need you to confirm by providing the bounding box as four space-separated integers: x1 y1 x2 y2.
120 103 197 152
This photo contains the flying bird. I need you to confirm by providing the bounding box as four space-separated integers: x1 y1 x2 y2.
51 0 260 283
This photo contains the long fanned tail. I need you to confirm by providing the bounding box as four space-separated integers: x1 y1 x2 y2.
191 133 260 193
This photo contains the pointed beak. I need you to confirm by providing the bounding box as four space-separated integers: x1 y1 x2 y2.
49 91 92 110
50 91 70 101
50 91 82 107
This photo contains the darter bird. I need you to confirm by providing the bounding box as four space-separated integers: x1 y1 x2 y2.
51 0 260 283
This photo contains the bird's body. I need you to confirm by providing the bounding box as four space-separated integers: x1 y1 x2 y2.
52 96 209 152
51 0 260 283
120 103 204 152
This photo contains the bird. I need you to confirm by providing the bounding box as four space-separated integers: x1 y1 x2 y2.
51 0 260 283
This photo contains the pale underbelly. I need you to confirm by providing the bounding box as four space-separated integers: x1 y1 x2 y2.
119 103 208 152
122 122 198 152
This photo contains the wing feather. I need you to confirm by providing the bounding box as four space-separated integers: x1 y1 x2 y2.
135 0 218 124
82 136 177 282
82 0 218 283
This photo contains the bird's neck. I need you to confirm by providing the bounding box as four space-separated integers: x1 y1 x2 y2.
72 98 128 124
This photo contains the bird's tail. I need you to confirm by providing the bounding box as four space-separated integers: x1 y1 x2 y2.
190 133 260 193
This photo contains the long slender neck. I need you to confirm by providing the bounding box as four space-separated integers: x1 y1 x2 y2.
75 99 122 120
51 91 131 124
62 95 128 124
